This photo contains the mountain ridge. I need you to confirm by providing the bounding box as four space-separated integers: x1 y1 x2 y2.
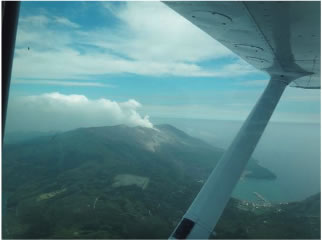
2 124 318 239
3 124 275 184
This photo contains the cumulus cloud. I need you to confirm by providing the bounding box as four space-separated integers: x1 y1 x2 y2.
6 92 153 132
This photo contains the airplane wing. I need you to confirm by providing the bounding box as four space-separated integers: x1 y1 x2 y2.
164 2 320 239
165 1 320 89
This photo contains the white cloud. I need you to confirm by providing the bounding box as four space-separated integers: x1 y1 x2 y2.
15 20 72 51
6 92 153 132
12 47 254 79
12 79 115 87
53 16 80 28
12 2 258 81
99 1 234 62
19 15 50 27
19 14 80 29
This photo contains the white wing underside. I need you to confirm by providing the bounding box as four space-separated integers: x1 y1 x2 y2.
165 1 320 89
164 2 320 239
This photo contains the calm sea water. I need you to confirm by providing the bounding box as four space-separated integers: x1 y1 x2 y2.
152 117 321 203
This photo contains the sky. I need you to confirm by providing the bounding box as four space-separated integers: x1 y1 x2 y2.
6 1 321 132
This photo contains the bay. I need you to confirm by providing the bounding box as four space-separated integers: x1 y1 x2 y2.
152 117 321 203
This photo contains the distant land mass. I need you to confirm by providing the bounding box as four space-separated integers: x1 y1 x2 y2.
3 124 318 239
3 124 276 181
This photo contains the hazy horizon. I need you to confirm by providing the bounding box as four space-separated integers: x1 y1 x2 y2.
4 117 320 203
152 118 321 202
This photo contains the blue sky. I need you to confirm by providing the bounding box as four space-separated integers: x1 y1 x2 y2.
7 1 320 132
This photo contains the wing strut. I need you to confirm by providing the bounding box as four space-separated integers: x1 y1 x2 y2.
170 76 287 239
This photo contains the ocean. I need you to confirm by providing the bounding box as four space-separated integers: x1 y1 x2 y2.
152 117 321 203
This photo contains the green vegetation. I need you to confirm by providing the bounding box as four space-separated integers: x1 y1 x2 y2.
2 125 319 239
214 194 320 239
